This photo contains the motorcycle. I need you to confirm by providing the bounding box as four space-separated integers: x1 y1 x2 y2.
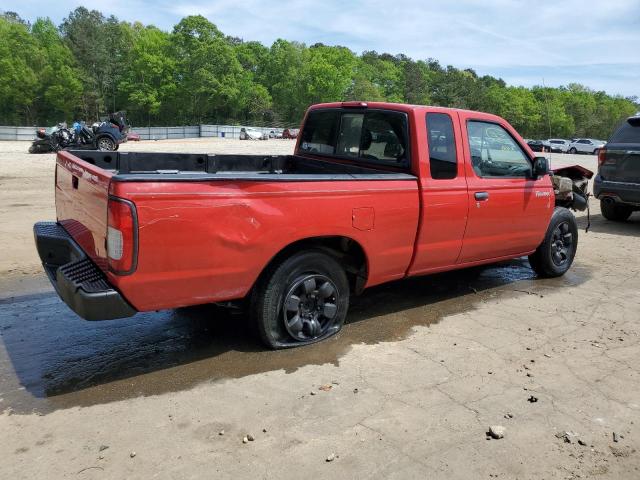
28 123 72 153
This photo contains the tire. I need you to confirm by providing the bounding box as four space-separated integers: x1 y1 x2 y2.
250 250 350 349
28 145 36 154
592 149 599 155
569 147 577 154
96 136 116 151
528 207 578 278
600 199 632 221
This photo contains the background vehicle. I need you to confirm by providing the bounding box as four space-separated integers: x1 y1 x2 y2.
567 138 605 154
593 114 640 221
527 139 551 152
269 129 283 139
282 128 299 139
34 102 586 350
239 127 268 140
548 139 570 153
28 118 126 153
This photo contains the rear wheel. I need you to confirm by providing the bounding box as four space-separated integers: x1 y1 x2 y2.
601 199 633 221
97 136 116 151
529 207 578 277
251 250 349 349
569 147 577 154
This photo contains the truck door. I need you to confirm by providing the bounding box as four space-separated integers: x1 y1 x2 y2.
457 115 552 263
408 111 469 274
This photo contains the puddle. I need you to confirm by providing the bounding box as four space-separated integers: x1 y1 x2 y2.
0 260 589 414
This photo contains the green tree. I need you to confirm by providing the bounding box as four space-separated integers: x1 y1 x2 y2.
2 7 639 136
171 15 247 123
60 7 130 119
359 51 403 102
31 18 83 124
301 44 356 105
118 23 176 125
263 39 306 122
0 15 39 124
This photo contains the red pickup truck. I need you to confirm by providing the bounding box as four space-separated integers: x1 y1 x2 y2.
34 102 584 348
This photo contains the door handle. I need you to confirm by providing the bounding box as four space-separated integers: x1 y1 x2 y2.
474 191 489 201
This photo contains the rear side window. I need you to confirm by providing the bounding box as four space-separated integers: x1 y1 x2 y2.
426 113 457 179
300 109 409 167
609 119 640 143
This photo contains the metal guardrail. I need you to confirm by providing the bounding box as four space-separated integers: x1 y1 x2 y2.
0 126 41 141
0 125 293 141
134 126 201 140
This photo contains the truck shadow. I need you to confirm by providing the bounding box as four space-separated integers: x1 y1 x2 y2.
0 259 588 413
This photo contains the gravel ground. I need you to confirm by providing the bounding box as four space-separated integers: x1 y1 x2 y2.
1 140 639 479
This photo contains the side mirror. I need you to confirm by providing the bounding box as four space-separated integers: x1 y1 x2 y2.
532 156 549 179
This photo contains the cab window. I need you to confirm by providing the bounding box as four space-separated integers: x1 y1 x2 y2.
300 109 409 168
299 110 339 154
467 121 531 178
426 113 457 179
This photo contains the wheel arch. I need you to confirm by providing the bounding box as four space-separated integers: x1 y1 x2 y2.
254 236 369 296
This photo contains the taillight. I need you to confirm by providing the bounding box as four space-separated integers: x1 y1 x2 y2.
107 197 137 274
598 148 607 167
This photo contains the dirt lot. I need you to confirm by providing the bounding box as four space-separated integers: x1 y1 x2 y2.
1 140 639 479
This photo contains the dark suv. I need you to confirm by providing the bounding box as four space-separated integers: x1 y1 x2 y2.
593 114 640 221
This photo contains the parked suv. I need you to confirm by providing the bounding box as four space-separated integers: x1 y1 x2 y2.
593 114 640 221
567 138 605 155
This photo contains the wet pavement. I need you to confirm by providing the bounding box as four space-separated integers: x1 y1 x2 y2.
0 260 587 415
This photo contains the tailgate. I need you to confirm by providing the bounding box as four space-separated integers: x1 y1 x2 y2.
55 150 113 272
601 143 640 184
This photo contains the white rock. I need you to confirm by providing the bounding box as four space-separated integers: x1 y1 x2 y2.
488 426 506 439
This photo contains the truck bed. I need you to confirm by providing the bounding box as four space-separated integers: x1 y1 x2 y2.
68 150 414 182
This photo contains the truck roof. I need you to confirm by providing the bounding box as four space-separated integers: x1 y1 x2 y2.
309 101 504 122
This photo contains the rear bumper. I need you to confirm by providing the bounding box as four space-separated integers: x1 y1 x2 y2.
593 175 640 206
33 222 136 320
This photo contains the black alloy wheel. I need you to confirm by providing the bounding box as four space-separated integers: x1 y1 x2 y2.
282 274 339 342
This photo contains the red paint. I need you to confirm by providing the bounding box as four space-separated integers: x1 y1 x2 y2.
54 103 554 313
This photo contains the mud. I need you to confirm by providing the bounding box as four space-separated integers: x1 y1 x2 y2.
0 259 587 414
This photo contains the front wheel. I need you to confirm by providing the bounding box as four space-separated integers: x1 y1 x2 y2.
529 207 578 277
251 250 349 349
569 147 577 154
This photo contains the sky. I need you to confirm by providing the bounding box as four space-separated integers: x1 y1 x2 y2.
10 0 640 98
